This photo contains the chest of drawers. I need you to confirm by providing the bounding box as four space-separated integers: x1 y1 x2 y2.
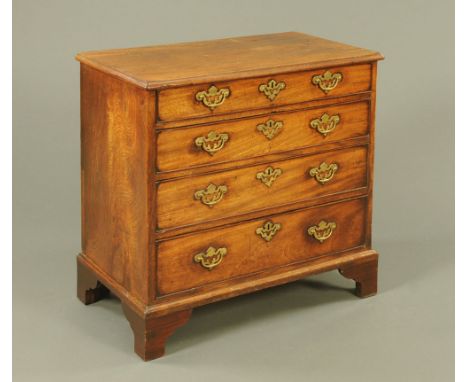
76 32 383 361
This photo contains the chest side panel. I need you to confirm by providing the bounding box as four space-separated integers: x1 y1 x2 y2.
80 64 155 304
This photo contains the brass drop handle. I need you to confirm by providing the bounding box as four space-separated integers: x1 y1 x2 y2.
194 246 227 270
309 162 338 184
311 71 343 94
195 85 230 110
256 166 283 187
310 113 340 137
258 79 286 101
256 119 284 140
256 220 282 242
194 131 229 155
194 183 228 207
307 220 336 243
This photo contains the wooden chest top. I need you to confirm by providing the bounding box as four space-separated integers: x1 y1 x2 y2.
75 32 383 88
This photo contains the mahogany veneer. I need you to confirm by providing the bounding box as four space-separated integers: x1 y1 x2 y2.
156 100 370 172
157 64 372 121
76 32 383 361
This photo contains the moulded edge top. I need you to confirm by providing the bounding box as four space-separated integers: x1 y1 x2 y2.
76 32 384 90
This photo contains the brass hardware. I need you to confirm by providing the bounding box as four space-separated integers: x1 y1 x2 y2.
195 85 230 110
193 246 227 270
310 113 341 137
194 183 228 207
256 119 284 140
194 131 229 155
307 220 336 243
256 221 282 242
309 162 339 184
256 166 283 187
258 79 286 101
311 71 343 94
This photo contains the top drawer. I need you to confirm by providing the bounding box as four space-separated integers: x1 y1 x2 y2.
157 64 372 123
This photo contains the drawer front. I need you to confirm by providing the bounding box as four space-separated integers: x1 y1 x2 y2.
157 64 372 122
156 146 368 230
157 100 369 172
156 197 367 295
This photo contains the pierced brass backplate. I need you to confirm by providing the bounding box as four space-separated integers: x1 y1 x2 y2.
310 113 341 137
307 220 336 243
195 85 230 110
311 71 343 94
194 131 229 155
258 79 286 101
194 183 228 207
193 246 227 270
256 119 284 140
309 162 339 184
256 220 282 242
256 166 283 187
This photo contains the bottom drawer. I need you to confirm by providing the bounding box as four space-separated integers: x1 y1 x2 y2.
156 197 368 296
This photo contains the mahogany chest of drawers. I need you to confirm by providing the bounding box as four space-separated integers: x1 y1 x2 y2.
76 32 383 361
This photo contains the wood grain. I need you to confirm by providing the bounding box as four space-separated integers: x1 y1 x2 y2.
156 100 369 172
366 62 378 248
77 256 110 305
153 189 368 239
156 92 371 129
156 197 367 295
150 249 378 315
76 32 383 89
158 64 371 122
156 146 368 230
80 64 155 304
154 135 369 182
339 251 378 297
122 303 192 361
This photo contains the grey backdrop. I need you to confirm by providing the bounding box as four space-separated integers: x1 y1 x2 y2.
13 0 454 381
